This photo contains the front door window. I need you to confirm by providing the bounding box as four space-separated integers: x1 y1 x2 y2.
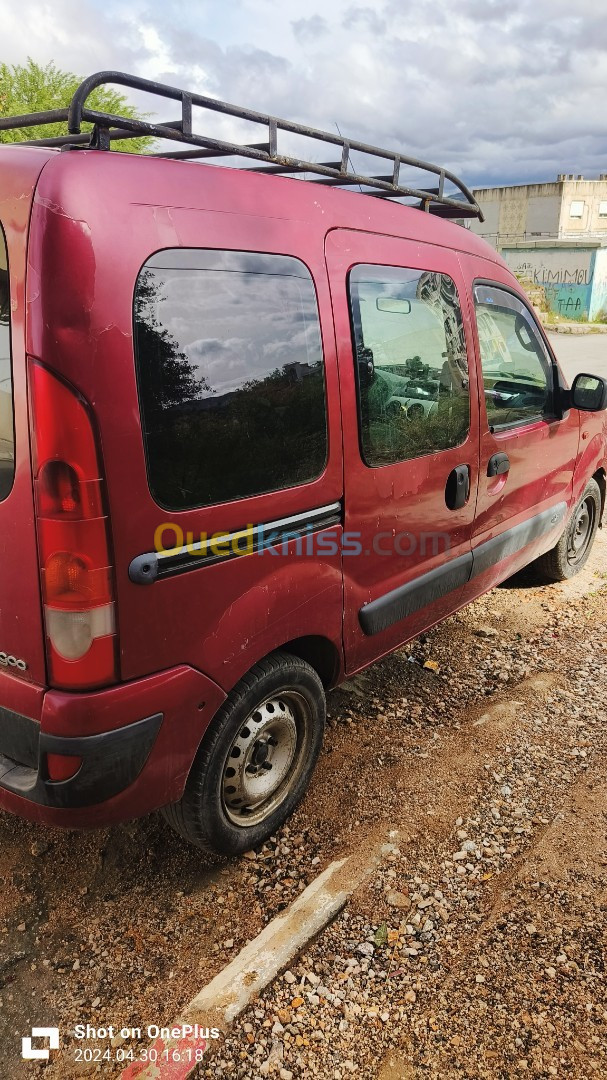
474 284 554 430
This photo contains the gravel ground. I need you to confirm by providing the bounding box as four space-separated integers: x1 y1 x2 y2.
1 532 606 1079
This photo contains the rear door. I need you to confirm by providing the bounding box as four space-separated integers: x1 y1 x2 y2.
326 229 480 673
0 153 48 687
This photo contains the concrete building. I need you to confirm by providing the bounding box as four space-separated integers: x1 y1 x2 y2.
468 175 607 249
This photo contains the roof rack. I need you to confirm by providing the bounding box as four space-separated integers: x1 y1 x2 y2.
0 71 483 221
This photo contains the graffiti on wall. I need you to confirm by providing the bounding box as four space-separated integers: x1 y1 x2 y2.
518 264 591 286
502 250 596 321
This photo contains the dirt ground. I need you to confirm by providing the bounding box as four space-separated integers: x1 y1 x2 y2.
1 532 606 1079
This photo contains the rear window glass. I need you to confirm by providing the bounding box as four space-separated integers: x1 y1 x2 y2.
134 250 328 510
0 225 15 501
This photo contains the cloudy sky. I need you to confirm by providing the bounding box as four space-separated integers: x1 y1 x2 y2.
3 0 607 188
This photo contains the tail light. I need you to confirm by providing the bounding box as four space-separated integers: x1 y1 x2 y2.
29 360 118 689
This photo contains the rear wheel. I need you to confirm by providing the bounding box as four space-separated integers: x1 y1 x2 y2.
162 651 325 854
529 479 601 583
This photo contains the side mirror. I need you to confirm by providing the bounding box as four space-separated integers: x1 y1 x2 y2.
571 372 607 412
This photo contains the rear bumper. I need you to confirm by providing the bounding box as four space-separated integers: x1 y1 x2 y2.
0 665 226 828
0 711 163 808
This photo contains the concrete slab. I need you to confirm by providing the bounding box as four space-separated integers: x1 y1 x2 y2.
120 835 400 1079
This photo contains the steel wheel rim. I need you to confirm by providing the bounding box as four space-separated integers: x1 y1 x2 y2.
221 691 311 827
567 497 595 565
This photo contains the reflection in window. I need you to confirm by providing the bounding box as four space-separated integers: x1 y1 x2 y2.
474 285 552 430
134 251 327 509
348 266 470 466
0 225 14 501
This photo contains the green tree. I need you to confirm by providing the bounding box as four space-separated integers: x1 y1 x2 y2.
0 59 153 152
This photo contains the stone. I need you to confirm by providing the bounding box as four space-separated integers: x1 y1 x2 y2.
386 891 411 911
269 1038 284 1062
30 840 49 856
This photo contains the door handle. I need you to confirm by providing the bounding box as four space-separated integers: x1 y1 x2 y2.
445 464 470 511
487 452 510 477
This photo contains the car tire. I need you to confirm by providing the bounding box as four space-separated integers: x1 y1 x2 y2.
529 479 601 583
161 651 326 854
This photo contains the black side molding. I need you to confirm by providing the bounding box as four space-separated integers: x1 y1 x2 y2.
129 502 342 584
359 552 473 636
359 501 568 637
470 502 567 579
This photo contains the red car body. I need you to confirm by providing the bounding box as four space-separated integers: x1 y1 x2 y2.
0 144 604 830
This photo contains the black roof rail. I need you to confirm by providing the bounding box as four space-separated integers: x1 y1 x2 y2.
0 70 483 221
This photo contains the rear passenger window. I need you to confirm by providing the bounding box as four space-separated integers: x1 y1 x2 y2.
474 285 553 430
0 225 15 501
348 266 470 467
134 250 327 510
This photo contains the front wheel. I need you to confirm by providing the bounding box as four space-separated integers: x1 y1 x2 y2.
162 652 326 854
529 478 601 583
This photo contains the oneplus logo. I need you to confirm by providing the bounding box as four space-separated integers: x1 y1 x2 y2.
22 1027 60 1060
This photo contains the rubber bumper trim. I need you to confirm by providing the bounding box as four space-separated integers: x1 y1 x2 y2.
0 712 163 809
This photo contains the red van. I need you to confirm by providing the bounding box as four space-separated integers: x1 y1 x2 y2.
0 73 605 853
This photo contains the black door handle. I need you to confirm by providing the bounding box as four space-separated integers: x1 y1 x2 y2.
487 452 510 477
445 464 470 510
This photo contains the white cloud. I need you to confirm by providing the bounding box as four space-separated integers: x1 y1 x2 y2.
2 0 607 185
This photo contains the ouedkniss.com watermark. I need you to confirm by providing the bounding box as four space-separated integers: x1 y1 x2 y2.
20 1022 219 1066
154 522 452 559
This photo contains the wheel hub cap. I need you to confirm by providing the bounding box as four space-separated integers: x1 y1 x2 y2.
568 498 594 563
222 697 299 825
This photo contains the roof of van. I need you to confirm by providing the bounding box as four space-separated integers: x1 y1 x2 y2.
1 71 484 218
1 142 505 268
